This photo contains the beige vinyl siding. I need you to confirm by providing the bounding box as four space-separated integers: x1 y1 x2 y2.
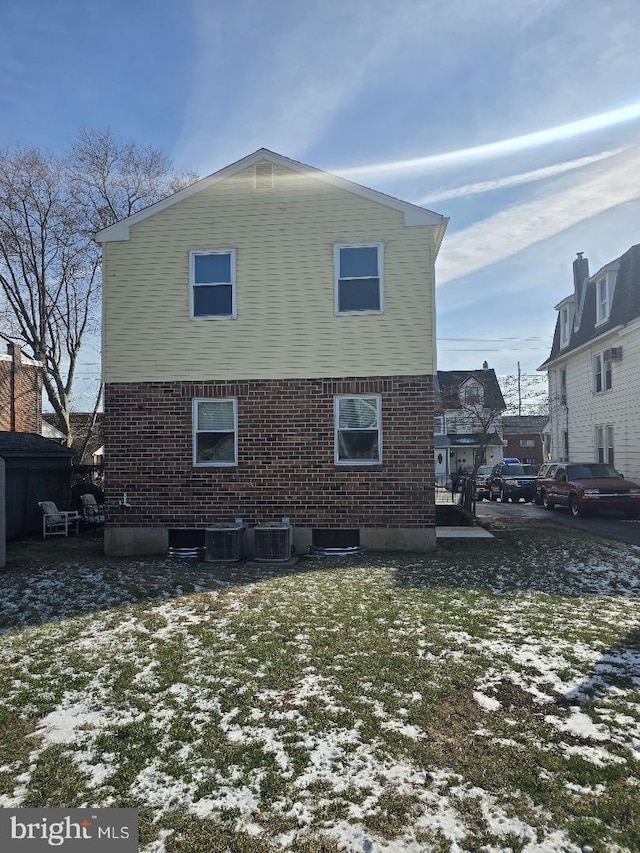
102 165 436 383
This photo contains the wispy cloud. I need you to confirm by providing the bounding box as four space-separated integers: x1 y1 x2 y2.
416 149 626 204
178 0 434 172
437 148 640 285
336 105 640 181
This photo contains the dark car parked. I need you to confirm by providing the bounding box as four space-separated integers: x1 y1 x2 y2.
536 462 640 518
489 462 538 503
473 465 494 501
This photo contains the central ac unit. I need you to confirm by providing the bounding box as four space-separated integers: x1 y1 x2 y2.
254 520 292 562
205 522 245 562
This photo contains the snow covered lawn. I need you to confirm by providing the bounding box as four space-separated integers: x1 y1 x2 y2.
0 526 638 852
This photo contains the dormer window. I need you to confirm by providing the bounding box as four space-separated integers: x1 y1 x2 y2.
596 276 610 324
460 380 483 406
560 305 571 348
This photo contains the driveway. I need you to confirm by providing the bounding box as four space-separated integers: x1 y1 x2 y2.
476 497 640 546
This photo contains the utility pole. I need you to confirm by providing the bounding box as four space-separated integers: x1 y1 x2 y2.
517 361 522 416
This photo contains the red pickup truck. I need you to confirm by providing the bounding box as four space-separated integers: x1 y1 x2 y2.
536 462 640 518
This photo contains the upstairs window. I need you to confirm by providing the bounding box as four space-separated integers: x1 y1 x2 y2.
461 381 483 405
596 277 610 324
335 244 383 314
594 351 612 393
191 250 236 318
193 399 237 465
434 414 445 435
560 305 571 348
335 395 381 464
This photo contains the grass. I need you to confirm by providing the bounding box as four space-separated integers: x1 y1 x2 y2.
0 522 638 851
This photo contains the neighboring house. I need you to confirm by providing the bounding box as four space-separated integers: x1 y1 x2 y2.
538 244 640 480
42 412 104 463
502 415 547 467
434 368 506 484
96 149 448 556
0 343 42 434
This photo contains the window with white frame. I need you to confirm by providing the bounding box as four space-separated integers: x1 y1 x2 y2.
335 395 381 464
335 244 383 314
596 277 610 324
595 424 614 465
560 306 571 348
191 250 236 318
520 439 535 447
434 414 445 435
594 350 612 393
193 399 237 465
461 380 483 405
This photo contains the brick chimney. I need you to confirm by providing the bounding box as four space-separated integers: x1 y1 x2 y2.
573 252 589 306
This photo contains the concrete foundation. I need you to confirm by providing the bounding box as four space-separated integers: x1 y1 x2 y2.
105 527 168 556
105 524 438 557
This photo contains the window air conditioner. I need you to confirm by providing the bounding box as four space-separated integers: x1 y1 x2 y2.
611 346 623 361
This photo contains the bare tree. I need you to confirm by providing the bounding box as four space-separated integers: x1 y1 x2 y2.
438 373 506 510
0 129 197 446
499 369 548 416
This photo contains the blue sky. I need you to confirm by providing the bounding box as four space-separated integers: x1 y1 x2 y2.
3 0 640 403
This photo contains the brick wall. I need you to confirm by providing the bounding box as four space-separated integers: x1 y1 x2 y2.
503 432 544 466
0 345 42 434
104 375 435 530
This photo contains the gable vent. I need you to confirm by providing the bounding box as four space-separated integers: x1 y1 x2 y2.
254 162 274 190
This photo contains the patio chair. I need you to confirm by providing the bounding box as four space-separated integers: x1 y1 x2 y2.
80 493 105 526
38 501 81 539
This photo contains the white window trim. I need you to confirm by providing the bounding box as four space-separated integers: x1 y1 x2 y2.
559 305 571 348
192 398 238 467
334 243 384 316
460 379 484 406
334 394 382 465
595 276 610 326
595 424 614 465
593 349 612 393
190 250 237 320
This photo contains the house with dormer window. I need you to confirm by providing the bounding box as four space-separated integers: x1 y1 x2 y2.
538 244 640 479
434 368 505 484
96 149 447 556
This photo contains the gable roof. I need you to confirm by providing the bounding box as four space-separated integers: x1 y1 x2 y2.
502 415 548 434
539 243 640 369
95 148 448 256
435 369 506 411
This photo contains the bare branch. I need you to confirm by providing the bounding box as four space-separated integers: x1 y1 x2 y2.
0 132 198 444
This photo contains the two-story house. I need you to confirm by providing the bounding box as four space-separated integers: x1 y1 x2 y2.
434 367 505 484
502 415 547 467
96 149 447 556
538 244 640 480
